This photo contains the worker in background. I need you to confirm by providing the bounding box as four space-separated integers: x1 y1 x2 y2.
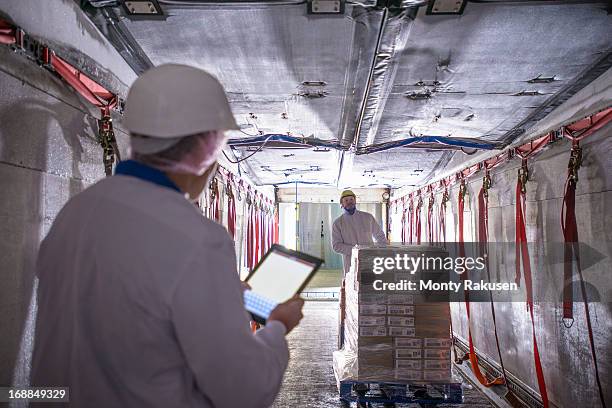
30 64 304 408
332 190 387 347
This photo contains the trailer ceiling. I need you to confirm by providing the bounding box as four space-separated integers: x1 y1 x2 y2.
81 0 612 188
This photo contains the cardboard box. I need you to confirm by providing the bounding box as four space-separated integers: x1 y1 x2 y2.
424 349 450 359
359 326 387 337
359 315 387 326
394 338 422 348
423 359 451 370
394 348 422 359
387 316 415 326
395 359 422 370
394 369 423 381
388 326 416 337
423 369 452 381
424 338 452 348
387 305 414 315
359 304 387 315
387 294 414 304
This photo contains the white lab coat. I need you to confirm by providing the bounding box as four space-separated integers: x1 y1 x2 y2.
331 209 387 274
30 174 288 408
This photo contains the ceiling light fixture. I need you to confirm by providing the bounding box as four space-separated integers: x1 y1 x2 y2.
121 0 165 19
307 0 345 14
426 0 467 15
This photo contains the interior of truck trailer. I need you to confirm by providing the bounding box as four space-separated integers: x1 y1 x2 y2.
0 1 610 407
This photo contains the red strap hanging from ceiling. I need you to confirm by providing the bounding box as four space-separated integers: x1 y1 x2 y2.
513 133 553 408
427 187 435 244
246 189 254 270
560 109 612 408
401 205 407 244
414 192 423 244
438 177 452 245
254 198 262 265
226 174 236 239
408 195 414 245
477 168 508 388
457 176 503 387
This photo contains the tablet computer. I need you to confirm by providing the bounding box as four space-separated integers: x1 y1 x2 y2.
243 244 323 325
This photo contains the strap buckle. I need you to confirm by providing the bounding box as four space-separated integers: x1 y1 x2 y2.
97 112 117 176
482 173 492 198
210 178 218 199
458 179 467 198
441 189 450 206
518 162 529 194
567 144 582 183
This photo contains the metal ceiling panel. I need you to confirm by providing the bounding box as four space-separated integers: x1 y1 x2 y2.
85 1 611 187
122 3 383 146
351 148 452 187
355 3 612 149
230 145 340 185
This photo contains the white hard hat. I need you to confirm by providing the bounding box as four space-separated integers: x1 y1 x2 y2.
123 64 239 154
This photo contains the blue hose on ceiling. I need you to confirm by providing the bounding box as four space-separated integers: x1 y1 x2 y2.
227 134 497 152
360 136 498 153
227 134 342 149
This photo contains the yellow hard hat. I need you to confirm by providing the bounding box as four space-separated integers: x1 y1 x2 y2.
340 190 356 200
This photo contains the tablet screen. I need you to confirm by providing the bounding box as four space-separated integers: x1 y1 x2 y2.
247 250 317 303
244 245 322 322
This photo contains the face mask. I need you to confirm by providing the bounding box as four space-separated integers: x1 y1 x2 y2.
344 205 356 215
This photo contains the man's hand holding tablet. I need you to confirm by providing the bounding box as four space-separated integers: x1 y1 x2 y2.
268 296 305 334
243 244 323 327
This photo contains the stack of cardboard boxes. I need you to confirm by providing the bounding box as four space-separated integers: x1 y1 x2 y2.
339 245 452 383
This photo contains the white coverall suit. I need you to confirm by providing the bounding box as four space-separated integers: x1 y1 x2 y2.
331 209 387 275
331 209 386 347
31 164 288 408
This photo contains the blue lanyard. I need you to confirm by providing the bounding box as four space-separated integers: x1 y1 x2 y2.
114 160 181 193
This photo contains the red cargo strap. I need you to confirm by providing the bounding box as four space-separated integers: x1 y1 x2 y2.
246 190 254 269
415 193 423 244
514 135 551 408
439 189 449 245
227 175 236 239
408 196 414 244
477 170 508 387
401 205 407 244
0 19 17 44
254 201 261 264
51 54 116 109
427 193 435 243
274 207 279 244
458 178 503 387
561 126 608 407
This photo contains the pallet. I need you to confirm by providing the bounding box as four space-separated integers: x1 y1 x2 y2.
339 380 463 408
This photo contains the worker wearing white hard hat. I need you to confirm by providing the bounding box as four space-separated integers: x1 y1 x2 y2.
30 64 303 408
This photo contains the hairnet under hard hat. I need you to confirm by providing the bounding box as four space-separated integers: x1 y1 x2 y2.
123 64 239 154
134 131 227 176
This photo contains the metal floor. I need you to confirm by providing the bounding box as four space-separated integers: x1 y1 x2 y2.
272 301 495 408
